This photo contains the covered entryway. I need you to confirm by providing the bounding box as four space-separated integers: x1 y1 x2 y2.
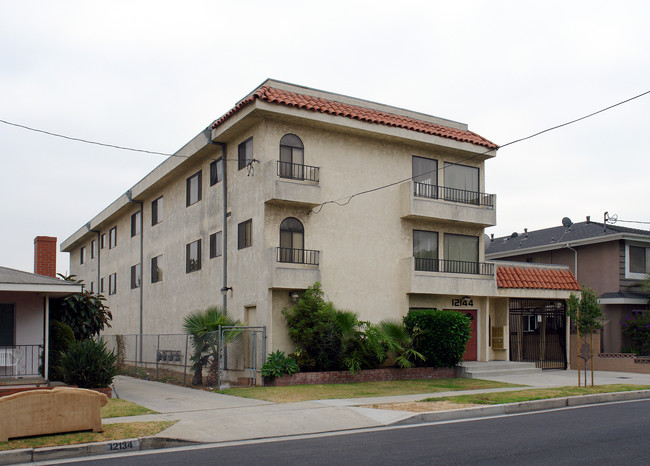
509 299 567 369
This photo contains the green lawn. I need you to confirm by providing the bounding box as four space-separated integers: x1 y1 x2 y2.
101 398 156 418
425 384 650 405
218 378 522 403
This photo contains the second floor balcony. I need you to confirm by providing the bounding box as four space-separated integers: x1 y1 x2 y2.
266 247 320 290
263 160 321 208
401 181 497 226
401 257 497 296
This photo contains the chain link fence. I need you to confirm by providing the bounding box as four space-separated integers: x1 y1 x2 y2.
100 326 266 388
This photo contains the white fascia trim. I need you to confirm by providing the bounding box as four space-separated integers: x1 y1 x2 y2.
598 297 649 305
0 283 83 294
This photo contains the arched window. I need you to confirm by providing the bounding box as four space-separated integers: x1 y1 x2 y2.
279 134 304 179
279 217 304 263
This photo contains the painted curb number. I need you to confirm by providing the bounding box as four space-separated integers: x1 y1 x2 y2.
106 439 140 452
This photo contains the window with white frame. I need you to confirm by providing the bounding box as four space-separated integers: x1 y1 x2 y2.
626 243 650 279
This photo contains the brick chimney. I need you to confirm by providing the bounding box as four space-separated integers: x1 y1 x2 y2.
34 236 57 277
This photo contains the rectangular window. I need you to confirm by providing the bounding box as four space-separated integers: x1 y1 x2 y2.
412 156 437 198
444 162 479 203
238 137 253 170
130 263 141 289
186 240 201 273
101 233 106 249
238 220 252 249
151 255 163 283
100 277 105 293
186 171 202 206
90 281 95 293
210 231 222 258
152 196 163 226
413 230 438 271
108 273 117 295
210 158 223 186
90 240 96 259
444 233 479 274
109 227 117 249
131 211 141 237
80 247 86 264
629 246 647 274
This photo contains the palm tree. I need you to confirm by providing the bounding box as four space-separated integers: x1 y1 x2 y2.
182 306 241 386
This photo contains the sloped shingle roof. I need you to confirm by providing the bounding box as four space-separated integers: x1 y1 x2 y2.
487 221 650 256
212 85 498 150
496 265 580 291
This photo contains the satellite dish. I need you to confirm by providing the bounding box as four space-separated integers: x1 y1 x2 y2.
510 232 519 238
562 217 573 228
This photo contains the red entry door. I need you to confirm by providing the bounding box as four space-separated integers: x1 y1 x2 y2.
461 310 477 361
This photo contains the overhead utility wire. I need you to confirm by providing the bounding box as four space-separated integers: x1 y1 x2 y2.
0 118 244 163
311 89 650 214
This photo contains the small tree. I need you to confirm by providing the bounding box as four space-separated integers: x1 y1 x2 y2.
183 306 241 386
567 288 603 386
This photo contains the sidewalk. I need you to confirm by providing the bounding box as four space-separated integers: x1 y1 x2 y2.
105 370 650 443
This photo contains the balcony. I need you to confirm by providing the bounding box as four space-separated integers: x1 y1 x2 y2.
401 257 497 296
400 181 497 226
263 160 321 208
0 345 43 378
266 247 320 290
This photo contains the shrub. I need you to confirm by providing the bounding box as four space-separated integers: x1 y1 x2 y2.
261 350 300 381
47 320 76 382
404 309 471 367
283 283 343 371
622 311 650 356
60 338 118 388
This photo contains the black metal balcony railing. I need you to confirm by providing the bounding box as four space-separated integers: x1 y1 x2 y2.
277 247 320 265
413 182 495 208
277 161 320 182
414 257 495 276
0 345 43 377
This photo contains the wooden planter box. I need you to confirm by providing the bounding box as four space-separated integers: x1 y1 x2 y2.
266 366 455 386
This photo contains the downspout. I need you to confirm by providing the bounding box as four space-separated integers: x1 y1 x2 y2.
208 135 228 311
565 242 579 373
44 294 49 382
565 243 578 280
126 190 144 361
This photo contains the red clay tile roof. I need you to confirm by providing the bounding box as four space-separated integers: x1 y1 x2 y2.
212 86 498 150
496 265 580 291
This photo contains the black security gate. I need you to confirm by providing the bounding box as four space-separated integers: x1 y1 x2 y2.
509 299 567 370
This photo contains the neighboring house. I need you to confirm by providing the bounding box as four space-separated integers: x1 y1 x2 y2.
0 237 82 381
486 218 650 353
61 79 578 369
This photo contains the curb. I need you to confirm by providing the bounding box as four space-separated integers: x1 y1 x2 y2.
0 437 196 465
2 390 649 464
388 389 650 425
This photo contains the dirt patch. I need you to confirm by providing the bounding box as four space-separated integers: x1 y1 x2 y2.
368 401 479 412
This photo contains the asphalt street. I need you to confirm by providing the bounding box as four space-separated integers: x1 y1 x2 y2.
54 399 650 466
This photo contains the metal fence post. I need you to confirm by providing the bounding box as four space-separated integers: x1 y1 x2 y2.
156 334 160 381
184 334 189 386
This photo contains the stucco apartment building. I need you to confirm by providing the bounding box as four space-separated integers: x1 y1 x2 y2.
61 79 578 367
486 218 650 353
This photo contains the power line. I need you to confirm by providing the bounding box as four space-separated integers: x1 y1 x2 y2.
311 89 650 214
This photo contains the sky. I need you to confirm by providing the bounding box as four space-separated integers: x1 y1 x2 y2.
1 0 649 275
